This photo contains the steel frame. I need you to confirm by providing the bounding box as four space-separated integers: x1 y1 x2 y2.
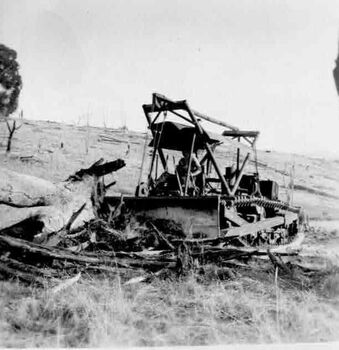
141 93 260 197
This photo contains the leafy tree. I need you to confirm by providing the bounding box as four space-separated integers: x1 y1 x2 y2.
0 43 22 117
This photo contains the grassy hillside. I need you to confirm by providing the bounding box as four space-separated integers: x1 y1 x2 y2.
1 118 339 347
1 118 339 219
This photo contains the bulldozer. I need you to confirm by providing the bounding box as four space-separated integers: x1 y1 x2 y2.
106 93 304 247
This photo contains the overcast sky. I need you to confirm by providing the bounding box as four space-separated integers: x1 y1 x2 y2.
1 0 338 157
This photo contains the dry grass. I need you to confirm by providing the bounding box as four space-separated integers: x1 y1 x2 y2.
0 268 339 347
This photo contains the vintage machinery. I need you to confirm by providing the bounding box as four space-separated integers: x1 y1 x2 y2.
106 93 303 247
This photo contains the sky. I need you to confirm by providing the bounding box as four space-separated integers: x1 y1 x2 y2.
0 0 339 157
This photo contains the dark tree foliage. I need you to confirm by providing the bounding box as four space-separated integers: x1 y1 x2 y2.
0 43 22 117
334 56 339 96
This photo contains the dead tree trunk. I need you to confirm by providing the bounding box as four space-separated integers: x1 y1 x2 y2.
6 119 21 153
0 159 125 240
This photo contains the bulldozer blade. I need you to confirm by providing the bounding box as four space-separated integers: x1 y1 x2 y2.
105 196 220 239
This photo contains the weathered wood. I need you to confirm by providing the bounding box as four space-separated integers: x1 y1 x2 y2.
6 119 22 153
267 250 294 276
0 167 58 208
0 261 41 284
64 228 87 239
148 222 175 250
64 203 87 232
0 255 57 278
0 159 125 237
0 234 105 264
67 158 125 181
0 234 177 271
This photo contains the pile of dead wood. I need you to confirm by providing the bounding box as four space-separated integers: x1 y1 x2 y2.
0 159 334 286
0 224 330 288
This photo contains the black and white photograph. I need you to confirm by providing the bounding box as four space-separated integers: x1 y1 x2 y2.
0 0 339 347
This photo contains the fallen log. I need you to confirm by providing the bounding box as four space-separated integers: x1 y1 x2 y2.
0 234 176 272
0 255 57 278
0 261 46 285
0 227 335 286
0 234 107 265
0 159 125 238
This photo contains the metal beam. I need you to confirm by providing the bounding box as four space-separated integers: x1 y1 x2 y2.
184 133 196 196
151 110 163 125
230 152 250 196
169 109 195 124
151 92 240 131
222 130 259 138
192 109 239 131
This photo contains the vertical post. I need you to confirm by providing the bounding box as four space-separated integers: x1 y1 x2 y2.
165 154 169 172
290 158 295 206
184 133 196 196
148 128 159 181
236 137 240 177
173 154 183 195
142 106 167 169
175 170 183 196
155 154 159 179
137 130 149 192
